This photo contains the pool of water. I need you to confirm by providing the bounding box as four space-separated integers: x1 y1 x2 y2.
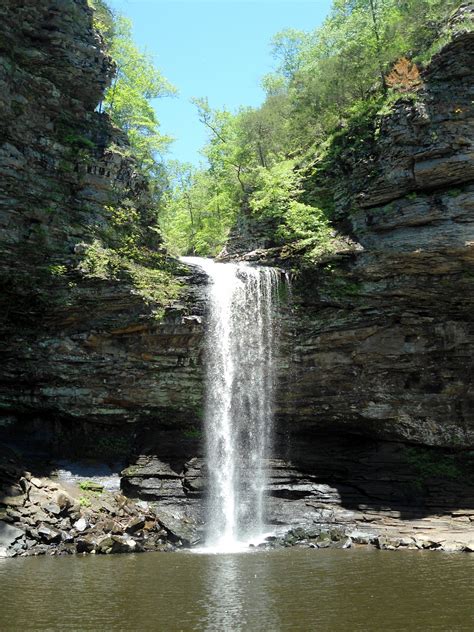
1 548 472 631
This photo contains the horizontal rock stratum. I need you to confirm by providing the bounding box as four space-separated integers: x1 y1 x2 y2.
0 1 473 557
277 28 474 448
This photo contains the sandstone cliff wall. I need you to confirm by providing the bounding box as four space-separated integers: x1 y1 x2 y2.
0 0 205 443
277 27 474 448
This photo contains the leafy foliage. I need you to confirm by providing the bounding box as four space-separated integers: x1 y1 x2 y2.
162 0 464 256
81 2 181 315
249 160 332 244
402 446 474 485
78 239 181 318
159 161 238 256
100 13 176 175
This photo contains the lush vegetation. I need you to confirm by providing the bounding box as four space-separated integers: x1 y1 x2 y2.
91 0 176 174
88 0 468 261
159 0 467 257
82 0 182 316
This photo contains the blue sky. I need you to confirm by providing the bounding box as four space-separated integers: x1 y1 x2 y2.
107 0 332 165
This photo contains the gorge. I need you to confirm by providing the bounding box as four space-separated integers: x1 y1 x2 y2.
1 0 474 567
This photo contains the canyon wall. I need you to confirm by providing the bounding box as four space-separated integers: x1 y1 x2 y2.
0 0 205 451
1 1 472 452
0 0 473 555
277 26 474 449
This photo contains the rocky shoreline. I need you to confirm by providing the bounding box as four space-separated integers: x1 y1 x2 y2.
0 462 197 559
257 526 474 554
2 450 473 558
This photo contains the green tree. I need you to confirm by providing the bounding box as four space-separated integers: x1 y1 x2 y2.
250 160 331 243
89 1 178 178
160 162 237 256
102 15 177 174
270 28 308 80
161 0 467 257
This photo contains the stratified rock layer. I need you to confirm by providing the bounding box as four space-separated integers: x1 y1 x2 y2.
1 1 472 448
277 29 474 448
0 0 205 434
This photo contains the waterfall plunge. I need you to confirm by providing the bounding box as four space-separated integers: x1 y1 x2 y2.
182 257 281 551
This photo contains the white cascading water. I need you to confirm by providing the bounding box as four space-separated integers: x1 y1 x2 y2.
182 257 281 551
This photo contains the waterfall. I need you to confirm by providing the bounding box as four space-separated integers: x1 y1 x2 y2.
182 257 281 551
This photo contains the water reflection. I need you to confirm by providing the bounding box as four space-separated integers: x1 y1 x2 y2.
1 549 473 631
199 552 280 632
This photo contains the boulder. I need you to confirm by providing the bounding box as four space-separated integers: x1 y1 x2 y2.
350 532 372 545
315 533 331 548
43 503 62 516
100 501 115 515
0 522 24 557
30 477 45 489
125 517 145 534
73 518 88 532
54 491 74 511
441 542 465 553
28 490 47 506
95 536 114 554
1 494 25 507
96 535 137 554
30 507 49 524
111 536 137 553
37 525 61 544
76 537 96 554
156 509 198 546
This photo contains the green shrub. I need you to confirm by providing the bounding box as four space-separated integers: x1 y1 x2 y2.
79 495 92 508
63 133 96 150
48 264 67 277
402 446 462 482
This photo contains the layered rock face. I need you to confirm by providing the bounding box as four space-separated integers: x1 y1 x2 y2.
1 1 473 557
0 0 206 556
0 0 205 440
278 28 474 448
1 2 471 449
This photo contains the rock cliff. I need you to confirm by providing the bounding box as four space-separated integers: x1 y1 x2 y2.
0 1 473 556
277 26 474 448
0 0 205 446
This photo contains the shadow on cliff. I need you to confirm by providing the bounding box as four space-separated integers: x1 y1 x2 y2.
2 419 474 524
0 416 202 499
275 429 474 521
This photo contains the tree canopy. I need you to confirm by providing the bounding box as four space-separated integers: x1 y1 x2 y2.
90 0 467 258
160 0 466 257
90 0 176 178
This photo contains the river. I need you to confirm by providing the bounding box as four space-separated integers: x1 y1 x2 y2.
1 548 473 631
